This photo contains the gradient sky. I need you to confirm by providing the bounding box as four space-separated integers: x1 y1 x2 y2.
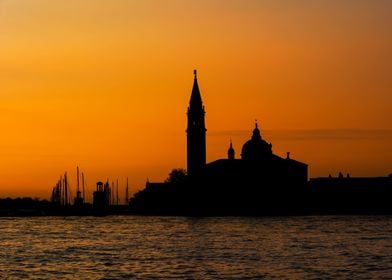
0 0 391 199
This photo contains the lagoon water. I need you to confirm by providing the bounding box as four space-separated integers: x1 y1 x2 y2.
0 216 392 279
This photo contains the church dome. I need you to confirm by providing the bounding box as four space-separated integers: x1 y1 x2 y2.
241 123 272 160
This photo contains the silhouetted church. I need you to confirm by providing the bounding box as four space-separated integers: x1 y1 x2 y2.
187 70 308 190
129 70 309 214
130 70 392 216
129 70 392 215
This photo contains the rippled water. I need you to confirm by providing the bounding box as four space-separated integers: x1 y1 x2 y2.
0 216 392 279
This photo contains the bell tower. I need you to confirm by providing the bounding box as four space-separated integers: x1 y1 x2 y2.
186 70 206 175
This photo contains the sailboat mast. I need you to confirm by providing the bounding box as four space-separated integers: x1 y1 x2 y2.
111 181 115 205
126 177 129 204
60 176 63 205
76 166 80 194
116 178 119 206
82 172 85 203
64 172 68 205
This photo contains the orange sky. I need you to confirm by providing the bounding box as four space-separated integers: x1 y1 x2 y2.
0 0 391 199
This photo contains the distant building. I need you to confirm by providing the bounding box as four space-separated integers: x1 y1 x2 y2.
93 181 110 210
129 70 392 215
202 124 308 190
186 70 308 191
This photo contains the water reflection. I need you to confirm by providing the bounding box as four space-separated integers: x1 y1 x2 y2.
0 216 391 279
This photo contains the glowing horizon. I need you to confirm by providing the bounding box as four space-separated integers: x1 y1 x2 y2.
0 0 391 199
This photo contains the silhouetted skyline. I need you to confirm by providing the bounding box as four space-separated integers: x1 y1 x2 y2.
128 72 392 216
0 71 391 216
1 1 391 198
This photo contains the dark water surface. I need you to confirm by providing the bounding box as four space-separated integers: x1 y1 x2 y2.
0 216 391 279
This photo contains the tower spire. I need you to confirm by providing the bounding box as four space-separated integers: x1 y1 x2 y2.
189 69 203 112
187 69 206 175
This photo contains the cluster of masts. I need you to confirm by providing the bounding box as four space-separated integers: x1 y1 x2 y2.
51 171 72 206
51 166 130 207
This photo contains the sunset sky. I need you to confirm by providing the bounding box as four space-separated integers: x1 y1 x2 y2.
0 0 391 199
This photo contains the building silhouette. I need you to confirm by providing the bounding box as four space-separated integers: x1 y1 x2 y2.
93 181 110 211
202 122 308 191
185 70 307 190
128 70 392 215
129 70 309 215
186 70 206 176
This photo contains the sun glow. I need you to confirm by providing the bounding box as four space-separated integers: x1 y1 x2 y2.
0 0 391 198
